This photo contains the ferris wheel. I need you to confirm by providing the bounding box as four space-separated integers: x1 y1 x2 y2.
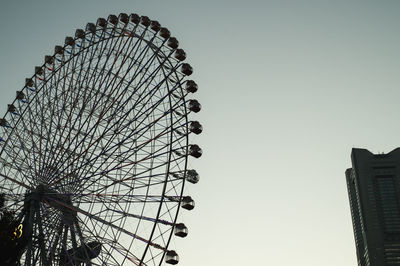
0 13 202 265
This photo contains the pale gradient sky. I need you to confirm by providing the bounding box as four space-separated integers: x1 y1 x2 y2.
1 1 400 265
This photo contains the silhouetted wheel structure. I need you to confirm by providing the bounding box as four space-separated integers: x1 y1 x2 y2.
0 13 202 265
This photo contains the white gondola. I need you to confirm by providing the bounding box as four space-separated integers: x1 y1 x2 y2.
108 15 118 25
160 27 171 39
65 36 74 46
181 63 193 76
165 250 179 265
168 37 179 49
25 78 33 87
0 119 7 127
35 66 43 75
181 196 195 210
174 49 186 61
185 80 198 93
16 91 25 101
97 18 107 28
119 13 129 24
174 223 188 238
7 104 16 114
189 121 203 134
75 28 85 39
189 144 202 158
130 13 140 24
54 45 63 55
186 169 200 184
188 99 201 113
140 15 151 27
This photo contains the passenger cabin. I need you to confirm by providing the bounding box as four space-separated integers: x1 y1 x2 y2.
7 104 16 114
151 20 161 32
189 121 203 135
165 250 179 265
168 37 179 49
181 63 193 76
119 13 129 24
188 100 201 113
174 49 186 61
186 169 200 184
174 223 188 238
16 91 25 100
189 144 202 158
181 196 195 210
160 28 171 39
185 80 198 93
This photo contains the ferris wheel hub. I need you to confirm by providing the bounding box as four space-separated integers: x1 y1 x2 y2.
25 185 76 219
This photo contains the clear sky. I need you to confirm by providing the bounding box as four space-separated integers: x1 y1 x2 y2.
1 0 400 265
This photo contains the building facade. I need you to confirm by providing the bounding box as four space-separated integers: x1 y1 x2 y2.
346 148 400 265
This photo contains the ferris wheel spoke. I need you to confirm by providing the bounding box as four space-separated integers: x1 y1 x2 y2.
4 116 38 181
0 172 31 190
67 147 186 197
35 90 73 181
74 216 143 266
104 207 175 226
70 30 166 154
150 223 171 253
37 50 77 171
48 74 170 188
45 35 148 185
100 135 187 184
71 90 169 180
42 29 117 176
95 39 136 99
32 59 73 184
50 198 168 251
42 79 92 181
67 82 185 189
55 32 170 174
35 84 56 181
78 171 173 201
59 138 170 192
117 244 145 266
0 152 33 190
159 204 176 224
44 55 85 173
97 101 188 164
52 193 178 206
7 108 42 180
87 123 170 173
110 131 185 170
108 79 185 146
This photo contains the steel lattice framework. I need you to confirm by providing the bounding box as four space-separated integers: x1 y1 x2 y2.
0 13 202 266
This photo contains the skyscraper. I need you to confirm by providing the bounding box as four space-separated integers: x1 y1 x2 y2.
346 148 400 265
